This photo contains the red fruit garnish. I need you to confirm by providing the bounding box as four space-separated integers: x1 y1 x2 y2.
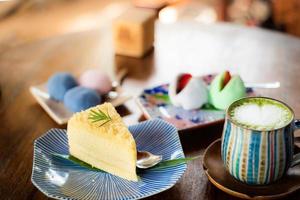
222 71 231 89
177 73 192 93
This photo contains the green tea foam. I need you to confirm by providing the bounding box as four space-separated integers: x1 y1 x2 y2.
229 98 293 131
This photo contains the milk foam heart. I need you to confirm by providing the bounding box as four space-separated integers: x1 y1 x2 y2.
229 98 293 130
234 104 288 129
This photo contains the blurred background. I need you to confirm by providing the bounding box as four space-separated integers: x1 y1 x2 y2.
0 0 299 49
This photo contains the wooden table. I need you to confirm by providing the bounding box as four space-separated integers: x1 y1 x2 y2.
1 18 300 199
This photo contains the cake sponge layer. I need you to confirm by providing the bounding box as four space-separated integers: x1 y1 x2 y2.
67 102 138 181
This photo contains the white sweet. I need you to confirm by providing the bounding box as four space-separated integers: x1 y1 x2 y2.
169 76 208 110
232 103 291 130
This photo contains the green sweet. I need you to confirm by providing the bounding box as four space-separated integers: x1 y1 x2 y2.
209 72 246 110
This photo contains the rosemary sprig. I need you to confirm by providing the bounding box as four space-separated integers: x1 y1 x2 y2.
88 108 112 127
145 156 199 170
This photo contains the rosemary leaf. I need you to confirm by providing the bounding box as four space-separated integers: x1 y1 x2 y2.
147 156 199 170
88 108 112 127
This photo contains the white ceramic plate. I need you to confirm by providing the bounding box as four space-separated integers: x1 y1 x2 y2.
30 84 132 125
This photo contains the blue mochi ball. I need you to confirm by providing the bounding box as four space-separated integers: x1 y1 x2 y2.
64 86 101 112
47 72 78 101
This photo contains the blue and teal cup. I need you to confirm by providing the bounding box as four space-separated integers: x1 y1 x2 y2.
221 97 300 185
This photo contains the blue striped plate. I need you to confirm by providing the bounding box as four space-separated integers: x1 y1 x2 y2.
32 119 186 200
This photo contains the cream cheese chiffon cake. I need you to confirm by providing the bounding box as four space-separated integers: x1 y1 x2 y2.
67 102 138 181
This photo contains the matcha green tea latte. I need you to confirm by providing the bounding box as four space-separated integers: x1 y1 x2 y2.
221 97 300 185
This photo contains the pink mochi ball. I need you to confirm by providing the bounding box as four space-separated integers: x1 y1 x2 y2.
79 69 112 94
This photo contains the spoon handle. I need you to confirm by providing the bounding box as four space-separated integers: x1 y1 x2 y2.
113 68 129 88
244 82 280 89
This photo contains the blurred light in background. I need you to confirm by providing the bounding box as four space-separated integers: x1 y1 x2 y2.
64 3 129 33
159 2 217 24
159 6 178 23
194 7 217 24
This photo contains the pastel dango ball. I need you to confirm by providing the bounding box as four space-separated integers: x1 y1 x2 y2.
64 86 101 112
209 71 246 110
79 69 112 94
169 73 208 110
47 72 78 101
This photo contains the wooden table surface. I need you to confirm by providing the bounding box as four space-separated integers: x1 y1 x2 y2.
1 12 300 200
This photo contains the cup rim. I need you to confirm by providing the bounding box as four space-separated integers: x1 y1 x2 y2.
226 96 295 132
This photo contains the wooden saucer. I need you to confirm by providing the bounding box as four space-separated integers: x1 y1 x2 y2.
203 139 300 199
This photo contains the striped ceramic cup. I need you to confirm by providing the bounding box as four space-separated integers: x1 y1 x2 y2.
221 97 300 185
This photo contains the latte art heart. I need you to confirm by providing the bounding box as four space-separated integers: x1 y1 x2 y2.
229 98 293 131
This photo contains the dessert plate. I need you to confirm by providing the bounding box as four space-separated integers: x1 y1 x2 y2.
32 119 186 200
30 84 132 125
203 139 300 199
136 74 255 131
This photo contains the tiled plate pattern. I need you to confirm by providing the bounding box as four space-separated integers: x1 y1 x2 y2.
32 119 186 200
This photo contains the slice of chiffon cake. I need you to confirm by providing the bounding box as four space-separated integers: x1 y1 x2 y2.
67 102 138 181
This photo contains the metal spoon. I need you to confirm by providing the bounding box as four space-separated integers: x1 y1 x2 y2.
106 68 128 100
106 81 120 100
244 81 280 89
136 151 163 169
